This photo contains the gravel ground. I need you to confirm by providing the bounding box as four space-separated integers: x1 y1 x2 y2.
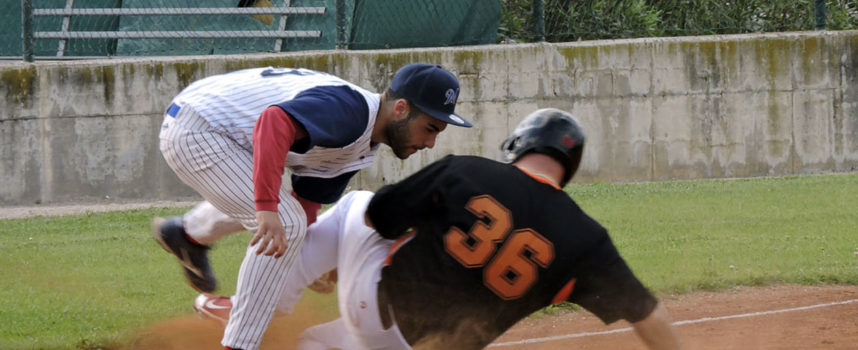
0 200 199 220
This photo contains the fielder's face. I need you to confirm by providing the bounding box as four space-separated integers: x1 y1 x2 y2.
385 107 447 159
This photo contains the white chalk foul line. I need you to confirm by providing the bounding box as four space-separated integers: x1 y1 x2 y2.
489 298 858 347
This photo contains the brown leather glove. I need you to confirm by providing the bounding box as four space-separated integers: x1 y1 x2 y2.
308 269 338 294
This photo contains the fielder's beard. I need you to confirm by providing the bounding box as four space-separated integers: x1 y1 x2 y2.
385 113 419 159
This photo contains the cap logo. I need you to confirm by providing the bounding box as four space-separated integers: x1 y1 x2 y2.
561 135 576 148
444 88 458 105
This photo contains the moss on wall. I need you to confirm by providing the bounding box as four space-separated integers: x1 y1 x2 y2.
452 50 485 73
173 61 205 89
2 66 37 106
223 53 351 73
558 45 599 69
100 66 115 106
800 36 821 79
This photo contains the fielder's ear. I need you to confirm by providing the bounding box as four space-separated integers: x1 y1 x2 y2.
393 98 410 120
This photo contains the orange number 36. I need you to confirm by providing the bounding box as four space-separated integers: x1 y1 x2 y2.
444 195 555 300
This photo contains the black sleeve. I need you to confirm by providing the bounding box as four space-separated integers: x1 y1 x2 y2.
367 156 454 239
567 229 659 324
291 171 357 204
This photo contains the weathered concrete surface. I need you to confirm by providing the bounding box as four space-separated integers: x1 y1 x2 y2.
1 31 857 205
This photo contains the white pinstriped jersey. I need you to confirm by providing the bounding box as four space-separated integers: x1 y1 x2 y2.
172 67 380 179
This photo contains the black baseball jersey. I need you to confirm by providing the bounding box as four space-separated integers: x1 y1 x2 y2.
367 155 658 349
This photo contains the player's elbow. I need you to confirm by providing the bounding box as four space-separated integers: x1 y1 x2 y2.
631 302 683 350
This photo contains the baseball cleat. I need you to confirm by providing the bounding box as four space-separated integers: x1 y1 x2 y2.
194 293 232 325
151 216 217 293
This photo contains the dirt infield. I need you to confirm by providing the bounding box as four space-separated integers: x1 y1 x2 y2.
120 284 857 349
495 284 858 349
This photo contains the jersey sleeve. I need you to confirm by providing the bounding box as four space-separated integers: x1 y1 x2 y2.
291 171 358 204
367 156 455 239
566 228 659 324
274 85 370 152
253 106 300 212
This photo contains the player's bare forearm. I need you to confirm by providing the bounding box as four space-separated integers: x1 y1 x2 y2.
631 302 683 350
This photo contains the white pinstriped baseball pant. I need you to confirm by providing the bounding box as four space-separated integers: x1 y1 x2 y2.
159 102 307 350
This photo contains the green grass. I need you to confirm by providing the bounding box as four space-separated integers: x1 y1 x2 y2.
0 208 337 349
1 173 856 349
568 173 858 293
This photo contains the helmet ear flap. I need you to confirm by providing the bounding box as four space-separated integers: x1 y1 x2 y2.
500 135 520 161
504 136 519 151
562 144 585 185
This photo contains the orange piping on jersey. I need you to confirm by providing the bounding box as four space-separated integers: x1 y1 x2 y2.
517 168 561 190
551 278 576 304
383 231 416 266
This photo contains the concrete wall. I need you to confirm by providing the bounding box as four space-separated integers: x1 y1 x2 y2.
2 31 857 206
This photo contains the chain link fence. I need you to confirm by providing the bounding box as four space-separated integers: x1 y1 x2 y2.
12 0 341 59
6 0 857 61
6 0 500 60
348 1 499 50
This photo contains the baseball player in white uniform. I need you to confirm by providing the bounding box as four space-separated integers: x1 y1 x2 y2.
152 63 472 350
291 190 409 350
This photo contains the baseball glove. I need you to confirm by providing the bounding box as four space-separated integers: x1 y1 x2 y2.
308 269 337 294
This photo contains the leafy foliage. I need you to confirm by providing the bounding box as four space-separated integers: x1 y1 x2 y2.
500 0 858 43
546 0 662 41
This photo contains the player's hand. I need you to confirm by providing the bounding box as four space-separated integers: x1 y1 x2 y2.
251 210 288 258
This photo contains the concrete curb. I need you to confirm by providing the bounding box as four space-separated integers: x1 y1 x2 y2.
0 200 199 220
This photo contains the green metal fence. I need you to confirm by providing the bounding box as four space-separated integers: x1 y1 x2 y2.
9 0 501 61
15 0 341 60
8 0 856 61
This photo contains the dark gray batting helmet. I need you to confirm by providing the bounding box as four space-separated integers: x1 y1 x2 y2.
500 108 586 186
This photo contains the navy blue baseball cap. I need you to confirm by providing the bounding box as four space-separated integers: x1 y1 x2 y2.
390 63 472 128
